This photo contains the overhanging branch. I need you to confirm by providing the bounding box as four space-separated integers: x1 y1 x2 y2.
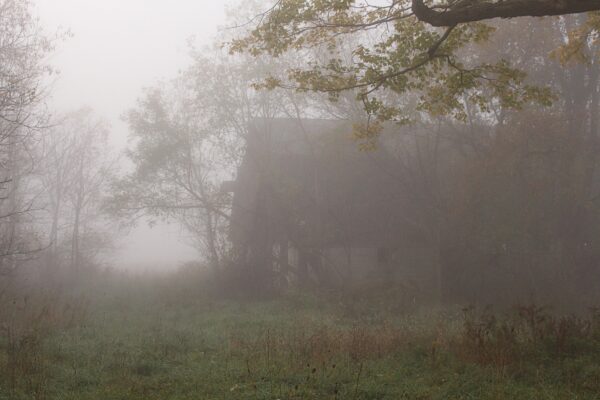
412 0 600 27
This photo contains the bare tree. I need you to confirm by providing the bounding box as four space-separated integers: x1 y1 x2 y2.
39 109 118 277
0 0 57 274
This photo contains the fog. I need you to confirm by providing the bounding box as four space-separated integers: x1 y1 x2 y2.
37 0 226 270
2 1 600 398
4 0 600 329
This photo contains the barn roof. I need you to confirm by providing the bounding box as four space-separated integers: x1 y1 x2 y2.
230 118 432 249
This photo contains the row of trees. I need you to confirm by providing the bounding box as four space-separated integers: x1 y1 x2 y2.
112 2 600 305
3 0 599 307
0 0 116 288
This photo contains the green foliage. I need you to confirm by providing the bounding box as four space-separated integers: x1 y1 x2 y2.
552 12 600 64
231 1 556 127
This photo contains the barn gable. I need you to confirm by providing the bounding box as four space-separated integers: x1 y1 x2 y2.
229 117 440 288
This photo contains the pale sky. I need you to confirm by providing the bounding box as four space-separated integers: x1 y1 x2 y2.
36 0 228 271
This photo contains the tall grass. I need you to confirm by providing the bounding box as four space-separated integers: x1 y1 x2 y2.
1 269 599 399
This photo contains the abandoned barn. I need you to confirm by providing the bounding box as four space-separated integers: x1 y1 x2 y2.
226 117 453 294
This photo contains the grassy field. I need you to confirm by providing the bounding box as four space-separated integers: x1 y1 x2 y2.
1 277 600 399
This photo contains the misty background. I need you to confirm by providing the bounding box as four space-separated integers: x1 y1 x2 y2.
0 0 593 307
37 0 227 271
2 1 600 399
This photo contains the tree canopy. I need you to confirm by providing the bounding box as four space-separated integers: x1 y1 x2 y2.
231 1 598 132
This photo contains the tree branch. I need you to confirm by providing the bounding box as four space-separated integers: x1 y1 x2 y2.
412 0 600 27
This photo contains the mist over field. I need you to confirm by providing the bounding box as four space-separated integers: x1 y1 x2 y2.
2 1 600 399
